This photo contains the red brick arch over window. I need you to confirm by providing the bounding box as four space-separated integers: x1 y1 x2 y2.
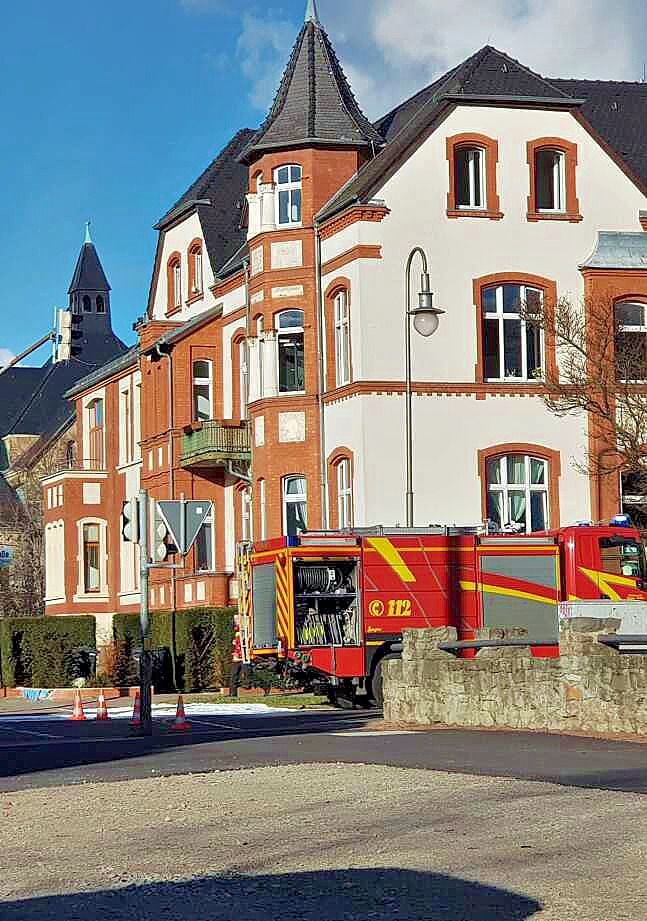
324 277 352 391
327 447 354 529
166 252 181 316
231 328 247 422
446 133 503 220
526 137 582 223
477 443 561 527
472 272 558 385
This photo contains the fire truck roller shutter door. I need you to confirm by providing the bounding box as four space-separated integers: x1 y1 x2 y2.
478 553 559 640
252 563 279 649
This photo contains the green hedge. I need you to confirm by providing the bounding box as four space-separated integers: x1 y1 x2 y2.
112 607 236 693
0 616 96 688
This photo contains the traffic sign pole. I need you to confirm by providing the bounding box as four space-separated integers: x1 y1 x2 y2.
138 489 153 736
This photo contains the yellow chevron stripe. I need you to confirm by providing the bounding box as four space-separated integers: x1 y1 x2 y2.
459 580 557 607
578 566 638 602
367 538 416 583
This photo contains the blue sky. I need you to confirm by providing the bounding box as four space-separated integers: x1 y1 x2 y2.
2 0 644 365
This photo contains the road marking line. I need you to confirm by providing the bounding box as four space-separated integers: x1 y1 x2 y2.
328 730 419 737
0 725 64 739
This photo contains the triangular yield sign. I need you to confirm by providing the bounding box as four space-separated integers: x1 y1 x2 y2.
183 501 212 555
156 501 184 551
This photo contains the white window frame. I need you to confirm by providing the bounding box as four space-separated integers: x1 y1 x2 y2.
44 520 66 604
487 455 549 534
74 517 109 601
256 316 264 399
133 373 142 461
239 339 248 419
282 475 307 537
276 309 305 395
535 149 566 213
192 247 203 294
455 146 486 209
483 284 544 382
334 290 351 387
82 390 106 470
274 164 302 227
337 459 353 528
241 488 253 542
195 510 215 573
173 259 182 308
192 359 213 422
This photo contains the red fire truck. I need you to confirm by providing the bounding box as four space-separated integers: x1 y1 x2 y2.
236 521 647 706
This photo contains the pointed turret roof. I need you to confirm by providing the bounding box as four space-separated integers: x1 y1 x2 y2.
240 4 382 163
68 231 111 294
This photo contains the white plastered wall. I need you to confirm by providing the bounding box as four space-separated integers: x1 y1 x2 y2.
322 104 647 528
150 213 216 322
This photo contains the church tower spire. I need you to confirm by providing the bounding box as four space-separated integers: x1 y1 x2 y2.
68 223 111 318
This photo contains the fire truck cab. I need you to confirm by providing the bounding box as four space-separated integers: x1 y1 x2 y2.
236 521 647 706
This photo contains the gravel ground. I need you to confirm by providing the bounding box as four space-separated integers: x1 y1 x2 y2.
1 763 645 920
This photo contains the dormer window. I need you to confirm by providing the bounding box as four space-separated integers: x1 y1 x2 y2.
455 147 486 209
188 241 203 296
275 165 302 226
535 149 565 212
166 253 182 315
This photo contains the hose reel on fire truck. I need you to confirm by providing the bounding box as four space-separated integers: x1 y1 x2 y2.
294 560 360 648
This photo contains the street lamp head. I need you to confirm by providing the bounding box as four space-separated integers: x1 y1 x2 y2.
411 272 444 337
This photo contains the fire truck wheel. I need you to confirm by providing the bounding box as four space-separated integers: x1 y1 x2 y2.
370 654 399 709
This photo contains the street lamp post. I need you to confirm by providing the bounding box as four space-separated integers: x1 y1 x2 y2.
404 247 444 527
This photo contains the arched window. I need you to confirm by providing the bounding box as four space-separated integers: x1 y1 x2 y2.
167 254 182 314
527 138 581 222
96 294 105 313
274 165 302 226
615 300 647 381
455 146 486 209
328 449 354 529
82 295 92 313
188 241 203 296
192 360 213 421
87 398 104 469
282 475 307 537
482 283 543 381
239 339 248 419
486 454 549 533
334 290 351 386
276 310 305 393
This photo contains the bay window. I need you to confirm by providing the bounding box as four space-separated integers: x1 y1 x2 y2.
275 164 302 226
277 310 305 393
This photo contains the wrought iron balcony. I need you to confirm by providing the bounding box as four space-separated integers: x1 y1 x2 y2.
180 420 251 469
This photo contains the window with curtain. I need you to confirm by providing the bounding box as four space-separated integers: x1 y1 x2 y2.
337 459 353 528
274 164 302 226
334 291 351 386
192 360 213 422
455 146 486 209
83 523 101 593
486 454 549 533
277 310 305 393
282 476 307 537
615 301 647 381
483 284 543 381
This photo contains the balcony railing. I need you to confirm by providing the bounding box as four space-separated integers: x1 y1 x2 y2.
180 420 251 469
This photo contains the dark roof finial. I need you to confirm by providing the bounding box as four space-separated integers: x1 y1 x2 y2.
305 0 320 23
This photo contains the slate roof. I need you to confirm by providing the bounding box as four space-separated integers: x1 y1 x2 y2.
239 14 382 163
552 79 647 190
580 231 647 269
155 128 255 278
64 345 138 401
68 241 111 293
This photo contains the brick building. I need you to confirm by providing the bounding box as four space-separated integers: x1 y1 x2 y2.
44 1 647 629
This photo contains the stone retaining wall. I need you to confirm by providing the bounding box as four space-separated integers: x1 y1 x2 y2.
383 619 647 734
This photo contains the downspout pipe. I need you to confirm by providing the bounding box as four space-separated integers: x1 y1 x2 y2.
314 222 329 529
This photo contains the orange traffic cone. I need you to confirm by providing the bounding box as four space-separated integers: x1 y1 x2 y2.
169 695 191 732
70 689 86 721
96 689 109 721
130 691 142 727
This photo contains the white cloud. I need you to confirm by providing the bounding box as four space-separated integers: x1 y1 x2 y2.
236 12 297 111
0 348 15 369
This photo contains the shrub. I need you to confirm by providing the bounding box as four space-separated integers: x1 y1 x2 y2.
175 607 236 691
0 616 96 688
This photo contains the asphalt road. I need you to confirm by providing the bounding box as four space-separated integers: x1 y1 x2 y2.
2 705 647 794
